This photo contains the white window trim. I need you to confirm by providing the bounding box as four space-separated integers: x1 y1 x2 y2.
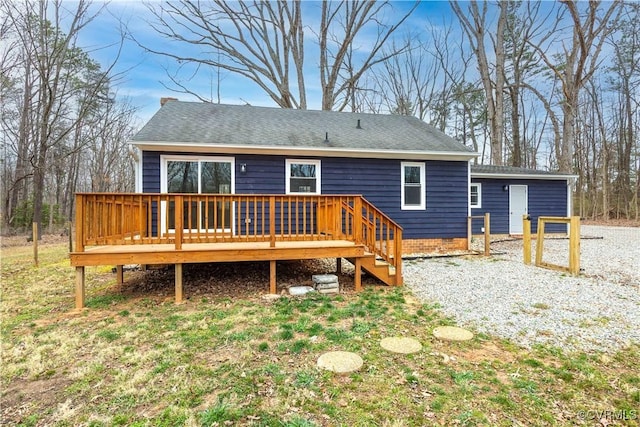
401 161 426 210
159 155 236 235
285 159 321 195
134 147 143 193
470 183 482 209
160 155 235 194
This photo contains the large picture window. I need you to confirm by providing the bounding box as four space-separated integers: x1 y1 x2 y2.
161 156 234 231
401 162 425 210
286 159 321 194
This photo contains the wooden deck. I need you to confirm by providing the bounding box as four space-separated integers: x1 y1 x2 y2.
71 193 403 309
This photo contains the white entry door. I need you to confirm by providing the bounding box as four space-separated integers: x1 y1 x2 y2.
509 185 528 234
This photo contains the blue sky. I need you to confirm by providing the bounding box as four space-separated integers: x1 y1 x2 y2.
79 1 463 124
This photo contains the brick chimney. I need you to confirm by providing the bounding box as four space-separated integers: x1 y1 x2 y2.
160 97 178 106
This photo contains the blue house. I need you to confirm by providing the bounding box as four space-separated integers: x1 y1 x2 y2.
470 165 577 234
70 100 579 306
130 100 478 254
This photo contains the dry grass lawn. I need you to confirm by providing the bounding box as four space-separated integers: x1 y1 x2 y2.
1 238 638 426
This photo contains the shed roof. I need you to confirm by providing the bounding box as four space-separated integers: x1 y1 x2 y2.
131 101 477 161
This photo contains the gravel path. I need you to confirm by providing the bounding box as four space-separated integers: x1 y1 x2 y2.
405 225 639 353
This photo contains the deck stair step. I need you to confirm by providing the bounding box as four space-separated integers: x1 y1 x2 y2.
346 254 401 286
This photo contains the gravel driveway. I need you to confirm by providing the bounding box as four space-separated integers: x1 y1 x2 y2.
405 225 639 353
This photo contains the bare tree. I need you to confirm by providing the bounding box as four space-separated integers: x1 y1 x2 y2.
365 22 468 128
450 0 507 165
140 0 417 111
608 2 640 219
531 0 620 173
1 0 127 235
503 1 549 167
142 1 306 108
86 97 137 193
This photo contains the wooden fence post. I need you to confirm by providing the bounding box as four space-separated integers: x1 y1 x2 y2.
535 219 545 266
32 222 38 266
483 212 490 256
569 216 580 275
68 221 73 252
523 215 531 265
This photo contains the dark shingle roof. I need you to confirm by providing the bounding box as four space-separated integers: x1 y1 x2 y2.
471 165 576 178
131 101 476 158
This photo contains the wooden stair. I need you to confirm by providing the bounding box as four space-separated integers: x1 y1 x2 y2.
347 253 402 286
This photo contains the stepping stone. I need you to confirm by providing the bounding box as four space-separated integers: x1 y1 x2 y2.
380 337 422 354
317 351 363 374
432 326 474 342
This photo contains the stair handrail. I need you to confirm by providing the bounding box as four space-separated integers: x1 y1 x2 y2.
343 196 402 281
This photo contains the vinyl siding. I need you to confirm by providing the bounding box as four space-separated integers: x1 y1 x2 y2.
470 178 569 234
142 151 469 239
142 151 161 192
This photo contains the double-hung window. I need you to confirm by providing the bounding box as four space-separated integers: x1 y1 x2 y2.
286 159 321 194
401 162 425 210
470 183 482 208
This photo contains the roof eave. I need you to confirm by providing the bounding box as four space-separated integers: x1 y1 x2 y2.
130 141 479 161
471 172 578 181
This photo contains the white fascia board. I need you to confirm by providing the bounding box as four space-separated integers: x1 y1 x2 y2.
129 141 479 161
471 172 578 181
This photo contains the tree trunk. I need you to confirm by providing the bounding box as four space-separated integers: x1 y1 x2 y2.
509 86 521 167
450 0 506 165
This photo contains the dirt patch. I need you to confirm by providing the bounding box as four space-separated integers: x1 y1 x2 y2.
1 376 74 425
452 342 517 364
117 259 382 302
1 233 69 248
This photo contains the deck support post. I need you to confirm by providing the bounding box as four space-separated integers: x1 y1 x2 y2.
336 258 342 274
116 265 124 288
175 263 183 304
269 260 277 294
75 267 85 310
354 257 362 292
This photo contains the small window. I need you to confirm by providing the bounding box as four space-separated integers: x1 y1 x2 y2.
401 162 425 210
286 159 321 194
470 183 482 208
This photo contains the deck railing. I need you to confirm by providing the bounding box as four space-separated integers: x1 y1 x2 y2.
75 193 402 271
